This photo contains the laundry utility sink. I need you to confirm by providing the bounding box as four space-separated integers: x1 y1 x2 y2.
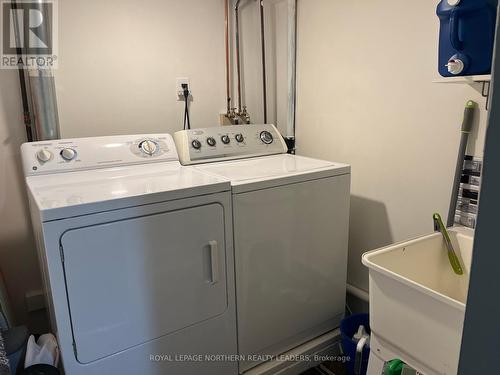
362 226 474 375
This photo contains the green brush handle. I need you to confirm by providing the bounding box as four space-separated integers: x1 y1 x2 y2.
433 213 464 275
461 100 477 133
447 248 464 276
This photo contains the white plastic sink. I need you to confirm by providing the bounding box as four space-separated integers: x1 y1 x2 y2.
362 226 474 375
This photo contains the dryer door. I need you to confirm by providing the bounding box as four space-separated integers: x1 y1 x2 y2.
60 204 227 363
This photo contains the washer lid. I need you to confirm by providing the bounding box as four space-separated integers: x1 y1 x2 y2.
26 163 230 221
194 154 350 193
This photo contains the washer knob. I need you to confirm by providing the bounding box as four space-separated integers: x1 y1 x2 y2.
260 131 274 144
221 135 230 144
60 148 77 161
235 134 244 143
207 137 217 147
36 149 52 163
192 139 202 149
140 140 158 155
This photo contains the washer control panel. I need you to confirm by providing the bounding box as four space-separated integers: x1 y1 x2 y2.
173 124 287 165
21 134 177 176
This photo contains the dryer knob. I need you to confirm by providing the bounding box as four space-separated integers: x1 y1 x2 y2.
235 134 244 143
192 139 202 149
207 137 217 147
260 131 274 144
221 135 230 144
60 148 77 161
36 149 53 163
140 140 158 155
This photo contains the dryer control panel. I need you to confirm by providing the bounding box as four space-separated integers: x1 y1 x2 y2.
173 124 288 165
21 134 178 176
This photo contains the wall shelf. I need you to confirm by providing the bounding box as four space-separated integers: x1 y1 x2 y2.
433 74 491 83
433 74 491 110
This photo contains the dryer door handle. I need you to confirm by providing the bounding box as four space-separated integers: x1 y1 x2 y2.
208 240 219 284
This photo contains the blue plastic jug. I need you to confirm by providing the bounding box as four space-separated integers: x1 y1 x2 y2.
437 0 497 77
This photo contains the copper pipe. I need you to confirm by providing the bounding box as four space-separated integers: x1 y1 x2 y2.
235 0 243 112
259 0 268 123
224 0 231 114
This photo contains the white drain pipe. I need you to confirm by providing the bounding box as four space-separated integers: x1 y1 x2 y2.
29 69 60 140
347 283 369 303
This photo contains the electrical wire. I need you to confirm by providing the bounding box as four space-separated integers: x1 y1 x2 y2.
182 85 191 130
183 99 190 130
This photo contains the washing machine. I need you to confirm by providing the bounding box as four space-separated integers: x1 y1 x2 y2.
21 134 238 375
174 125 351 373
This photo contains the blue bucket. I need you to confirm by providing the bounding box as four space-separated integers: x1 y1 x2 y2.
340 313 370 375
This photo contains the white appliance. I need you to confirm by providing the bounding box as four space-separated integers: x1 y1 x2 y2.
21 134 238 375
174 125 351 373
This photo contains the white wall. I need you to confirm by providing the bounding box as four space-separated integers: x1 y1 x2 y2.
55 0 287 137
56 0 228 137
295 0 488 291
54 0 289 137
0 70 46 330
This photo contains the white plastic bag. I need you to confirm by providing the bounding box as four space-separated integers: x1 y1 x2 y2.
24 334 59 368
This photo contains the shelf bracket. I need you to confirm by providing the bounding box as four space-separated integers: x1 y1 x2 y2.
481 80 491 111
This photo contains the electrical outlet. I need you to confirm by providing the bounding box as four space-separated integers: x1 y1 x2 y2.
176 77 190 100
